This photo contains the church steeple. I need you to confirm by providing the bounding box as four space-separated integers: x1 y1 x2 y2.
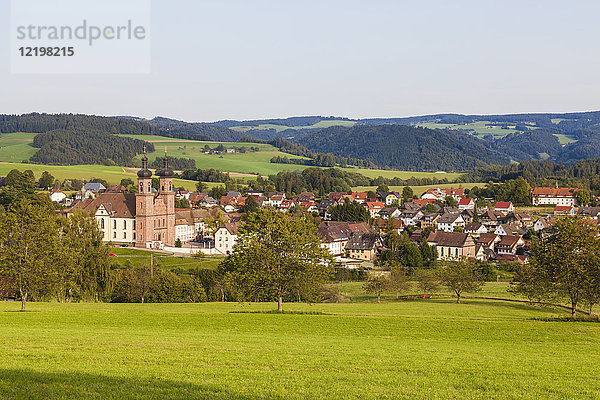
137 146 152 178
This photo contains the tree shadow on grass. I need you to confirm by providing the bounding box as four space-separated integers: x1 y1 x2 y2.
0 368 283 400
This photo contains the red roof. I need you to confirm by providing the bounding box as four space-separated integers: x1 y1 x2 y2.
554 205 574 211
365 201 385 210
532 187 579 197
459 198 474 205
495 202 513 209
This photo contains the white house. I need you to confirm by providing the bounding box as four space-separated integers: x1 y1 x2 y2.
49 190 67 203
532 187 579 206
214 223 240 255
458 198 476 211
436 213 465 232
494 202 515 214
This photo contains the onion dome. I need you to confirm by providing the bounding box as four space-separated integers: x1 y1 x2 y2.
137 153 152 178
156 154 174 177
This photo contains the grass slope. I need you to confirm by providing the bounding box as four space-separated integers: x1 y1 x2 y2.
0 132 37 162
0 162 198 191
0 293 598 399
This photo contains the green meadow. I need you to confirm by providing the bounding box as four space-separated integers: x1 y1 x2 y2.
0 285 598 399
228 119 357 133
417 121 538 139
0 162 199 191
109 247 224 273
0 132 37 162
0 132 466 186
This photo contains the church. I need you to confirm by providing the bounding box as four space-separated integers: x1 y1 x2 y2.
68 152 177 249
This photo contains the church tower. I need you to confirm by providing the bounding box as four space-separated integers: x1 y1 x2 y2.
135 151 155 248
156 151 176 245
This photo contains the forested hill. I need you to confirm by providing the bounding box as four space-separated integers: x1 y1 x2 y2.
0 113 242 142
296 125 510 171
148 117 245 142
31 129 152 166
0 113 165 136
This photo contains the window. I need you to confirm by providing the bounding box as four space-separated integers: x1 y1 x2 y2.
123 221 127 229
101 219 105 229
113 220 117 229
154 220 156 228
113 232 116 239
123 232 126 239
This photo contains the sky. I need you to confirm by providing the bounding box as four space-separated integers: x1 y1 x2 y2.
1 0 599 122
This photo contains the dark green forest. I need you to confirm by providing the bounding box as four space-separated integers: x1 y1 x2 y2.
296 125 511 171
31 129 152 166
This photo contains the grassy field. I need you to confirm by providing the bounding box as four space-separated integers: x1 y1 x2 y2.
121 134 465 180
0 132 466 185
109 247 224 273
0 132 37 163
228 120 357 133
1 290 598 399
0 162 199 191
552 133 578 145
352 182 483 196
417 121 522 139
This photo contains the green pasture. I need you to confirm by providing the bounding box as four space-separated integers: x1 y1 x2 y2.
552 133 578 145
228 119 357 134
417 120 538 139
109 247 224 273
0 132 37 163
0 162 199 191
0 289 598 399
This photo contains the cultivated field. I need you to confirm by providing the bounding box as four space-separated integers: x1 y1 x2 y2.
0 287 598 399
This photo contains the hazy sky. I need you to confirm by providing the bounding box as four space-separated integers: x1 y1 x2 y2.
1 0 599 122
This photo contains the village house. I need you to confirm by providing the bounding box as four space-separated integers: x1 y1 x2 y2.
365 201 385 218
494 201 515 214
419 213 439 229
399 209 424 226
458 198 476 211
49 189 67 204
378 207 401 220
421 188 465 202
378 191 401 205
318 221 372 256
505 211 534 227
352 192 368 204
479 210 507 230
426 231 476 261
578 207 600 219
278 199 296 212
533 217 554 232
554 205 577 216
214 222 240 255
464 222 488 237
436 213 465 232
264 193 286 207
83 182 106 193
476 233 501 252
297 192 316 203
532 187 579 206
495 235 526 256
494 223 526 237
345 232 382 261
